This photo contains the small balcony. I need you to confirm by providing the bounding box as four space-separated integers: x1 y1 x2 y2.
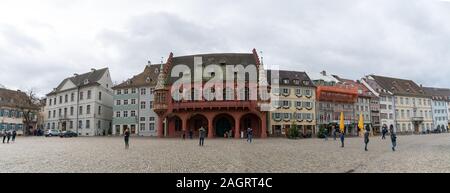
172 100 256 111
412 117 424 123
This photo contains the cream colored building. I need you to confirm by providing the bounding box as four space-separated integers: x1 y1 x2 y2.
268 70 316 137
368 75 432 134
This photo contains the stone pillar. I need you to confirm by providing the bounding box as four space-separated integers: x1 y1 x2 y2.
208 117 214 139
261 112 267 138
234 115 240 139
157 117 164 138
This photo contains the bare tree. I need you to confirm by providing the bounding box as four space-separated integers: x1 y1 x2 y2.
15 89 40 136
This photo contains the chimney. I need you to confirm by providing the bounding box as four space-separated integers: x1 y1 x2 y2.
91 68 96 72
320 70 327 76
74 73 79 77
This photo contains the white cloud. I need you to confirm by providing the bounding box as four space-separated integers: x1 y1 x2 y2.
1 0 450 96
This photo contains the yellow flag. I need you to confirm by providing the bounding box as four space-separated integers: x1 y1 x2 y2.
339 112 345 133
358 113 364 136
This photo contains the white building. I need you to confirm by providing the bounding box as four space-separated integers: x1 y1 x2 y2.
423 87 450 132
44 68 113 136
112 64 160 136
362 76 396 131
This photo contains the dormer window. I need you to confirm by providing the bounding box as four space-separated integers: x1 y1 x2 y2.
303 81 310 86
146 77 151 83
282 79 290 84
84 79 89 85
155 68 159 74
293 79 300 85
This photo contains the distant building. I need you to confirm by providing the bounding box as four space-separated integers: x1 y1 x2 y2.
363 75 432 134
267 70 316 137
112 63 160 136
334 76 379 134
0 88 39 135
310 71 358 134
44 68 113 136
423 87 450 132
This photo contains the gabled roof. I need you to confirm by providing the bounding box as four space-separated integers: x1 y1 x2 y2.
266 70 315 87
48 68 108 96
423 87 450 101
0 88 39 110
370 75 428 98
333 75 376 98
113 64 160 89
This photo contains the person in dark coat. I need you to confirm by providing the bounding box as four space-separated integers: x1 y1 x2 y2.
247 128 253 143
323 127 328 141
199 127 206 146
340 128 345 148
364 125 370 151
124 129 130 149
6 131 11 143
381 124 388 140
2 129 6 144
390 126 397 151
12 130 16 143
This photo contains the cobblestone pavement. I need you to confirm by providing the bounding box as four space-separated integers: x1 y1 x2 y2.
1 133 450 173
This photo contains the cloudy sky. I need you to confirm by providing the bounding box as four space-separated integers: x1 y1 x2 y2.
1 0 450 96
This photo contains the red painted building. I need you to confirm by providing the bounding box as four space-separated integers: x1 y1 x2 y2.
152 49 270 138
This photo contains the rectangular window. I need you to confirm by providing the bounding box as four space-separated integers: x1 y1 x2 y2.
117 90 122 95
79 106 83 115
116 111 121 118
116 100 121 105
131 88 137 94
98 120 101 130
149 123 155 131
141 101 146 109
71 93 75 102
124 89 128 94
87 90 92 99
79 92 84 100
131 99 136 105
149 101 153 109
304 89 312 97
86 120 90 129
295 89 302 96
124 100 128 105
123 111 128 117
65 94 68 103
141 88 147 95
140 123 146 131
86 105 91 114
99 92 102 101
149 117 155 122
131 111 136 117
140 117 146 122
150 88 155 95
78 120 83 129
69 121 73 129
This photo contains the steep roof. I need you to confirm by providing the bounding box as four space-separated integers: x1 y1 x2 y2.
423 87 450 101
266 70 315 87
370 75 428 98
165 53 258 85
113 64 160 89
48 68 108 96
333 75 375 98
0 88 39 110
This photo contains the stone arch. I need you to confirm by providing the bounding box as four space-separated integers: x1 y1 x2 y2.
213 113 236 138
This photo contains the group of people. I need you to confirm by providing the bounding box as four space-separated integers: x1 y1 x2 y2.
2 130 17 144
324 124 397 152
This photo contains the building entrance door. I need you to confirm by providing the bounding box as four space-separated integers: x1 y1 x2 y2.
215 117 232 138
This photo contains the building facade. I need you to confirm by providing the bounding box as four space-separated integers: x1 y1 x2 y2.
268 70 316 137
112 64 160 136
0 88 39 135
310 71 358 134
44 68 113 136
153 50 270 138
365 75 432 134
423 87 450 132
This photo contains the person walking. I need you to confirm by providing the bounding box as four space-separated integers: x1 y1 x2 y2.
6 130 11 144
2 129 6 144
199 126 206 146
364 125 370 151
323 127 328 141
381 124 388 140
390 126 397 151
247 127 253 143
332 125 337 141
340 130 345 148
189 129 193 139
124 129 130 149
12 130 16 143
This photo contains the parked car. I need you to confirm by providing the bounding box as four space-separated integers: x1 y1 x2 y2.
60 131 78 138
45 129 61 137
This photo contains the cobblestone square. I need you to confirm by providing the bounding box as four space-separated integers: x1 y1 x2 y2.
1 134 450 173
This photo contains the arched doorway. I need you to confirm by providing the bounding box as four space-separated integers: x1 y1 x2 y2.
240 113 261 138
188 114 208 137
213 114 235 138
168 116 183 137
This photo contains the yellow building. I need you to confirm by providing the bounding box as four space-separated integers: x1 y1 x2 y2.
268 70 316 137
